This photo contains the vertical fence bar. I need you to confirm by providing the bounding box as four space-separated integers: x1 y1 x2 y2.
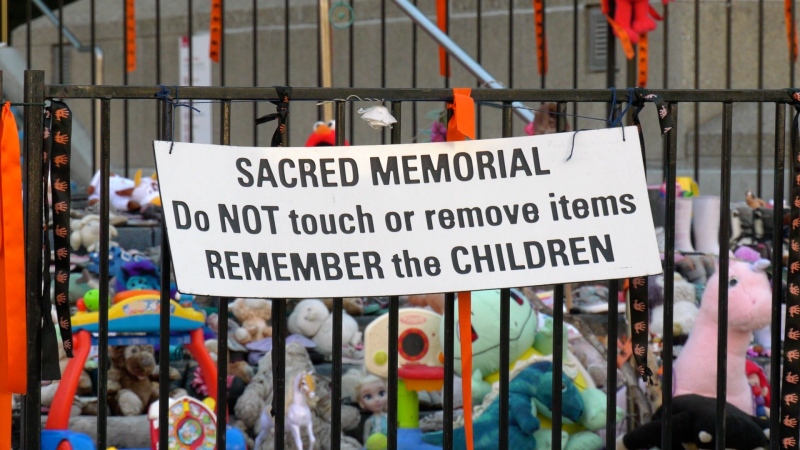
96 98 111 450
381 0 387 145
216 101 232 448
22 69 44 450
155 0 161 133
188 0 194 143
26 0 32 68
550 102 568 450
285 0 290 85
331 100 346 450
272 296 286 450
716 102 733 450
757 0 764 197
349 0 356 145
663 3 668 88
499 102 513 450
477 0 482 138
572 0 578 130
605 0 615 89
58 0 63 83
605 279 619 450
158 98 173 450
508 0 514 88
122 0 129 177
221 0 226 87
661 102 679 450
253 0 258 146
769 102 786 450
725 0 731 89
90 0 96 174
443 291 456 449
693 0 700 182
388 101 401 450
412 0 418 140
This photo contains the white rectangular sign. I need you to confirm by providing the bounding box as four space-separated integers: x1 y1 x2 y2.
178 33 212 144
154 127 662 298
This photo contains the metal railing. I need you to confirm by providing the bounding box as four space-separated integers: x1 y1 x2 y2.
16 70 791 450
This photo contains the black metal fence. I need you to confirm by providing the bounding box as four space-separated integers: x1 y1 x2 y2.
15 69 793 450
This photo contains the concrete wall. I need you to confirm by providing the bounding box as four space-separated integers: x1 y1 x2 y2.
8 0 797 201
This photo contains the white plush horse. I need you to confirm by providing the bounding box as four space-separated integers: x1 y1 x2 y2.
254 370 317 450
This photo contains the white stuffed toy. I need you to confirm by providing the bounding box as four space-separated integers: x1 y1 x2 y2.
288 299 363 359
70 215 118 252
87 169 161 213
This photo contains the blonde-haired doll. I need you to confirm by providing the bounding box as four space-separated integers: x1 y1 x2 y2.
344 369 388 445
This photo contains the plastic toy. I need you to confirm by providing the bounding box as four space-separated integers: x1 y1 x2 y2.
42 293 221 450
147 395 246 450
253 370 318 450
364 308 443 450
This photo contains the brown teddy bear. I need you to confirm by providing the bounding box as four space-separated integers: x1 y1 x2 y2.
230 298 272 345
107 345 182 416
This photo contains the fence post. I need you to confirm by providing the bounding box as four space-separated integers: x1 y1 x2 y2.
22 69 45 450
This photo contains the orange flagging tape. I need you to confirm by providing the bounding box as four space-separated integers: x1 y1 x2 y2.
446 88 475 142
436 0 451 77
209 0 223 63
125 0 136 72
458 292 474 450
533 0 548 75
637 34 648 87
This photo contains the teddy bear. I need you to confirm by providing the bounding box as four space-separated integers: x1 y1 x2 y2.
321 297 365 316
230 298 273 345
70 215 119 252
287 298 363 360
107 345 182 416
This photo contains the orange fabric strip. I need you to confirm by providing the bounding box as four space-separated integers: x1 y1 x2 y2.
436 0 450 77
458 292 474 450
0 103 26 395
125 0 136 72
787 0 799 62
446 88 476 142
605 16 635 60
533 0 548 75
209 0 223 63
637 34 648 88
0 393 9 450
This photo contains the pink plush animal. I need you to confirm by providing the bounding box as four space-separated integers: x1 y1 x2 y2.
673 257 772 415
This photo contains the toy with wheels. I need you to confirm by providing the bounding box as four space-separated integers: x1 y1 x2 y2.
42 293 221 450
148 396 246 450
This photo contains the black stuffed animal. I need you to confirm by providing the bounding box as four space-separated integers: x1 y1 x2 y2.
618 394 769 450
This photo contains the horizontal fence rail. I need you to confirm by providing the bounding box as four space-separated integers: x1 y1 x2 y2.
16 70 792 450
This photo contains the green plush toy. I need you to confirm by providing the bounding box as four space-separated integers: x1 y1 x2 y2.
534 388 625 450
440 289 538 403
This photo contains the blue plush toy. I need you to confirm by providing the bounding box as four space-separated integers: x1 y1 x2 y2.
423 361 584 450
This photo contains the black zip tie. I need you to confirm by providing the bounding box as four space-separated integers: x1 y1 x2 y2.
156 85 200 154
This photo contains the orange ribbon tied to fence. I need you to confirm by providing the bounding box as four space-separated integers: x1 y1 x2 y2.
533 0 548 75
125 0 136 72
457 292 474 450
0 103 28 450
786 0 799 62
446 88 475 142
209 0 223 63
436 0 451 77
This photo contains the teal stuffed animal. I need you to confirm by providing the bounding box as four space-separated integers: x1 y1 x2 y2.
441 289 539 404
424 361 583 450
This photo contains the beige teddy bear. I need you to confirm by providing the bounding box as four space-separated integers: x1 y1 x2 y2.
107 345 183 416
230 298 273 345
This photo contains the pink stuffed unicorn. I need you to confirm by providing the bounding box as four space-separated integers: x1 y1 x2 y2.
672 256 772 415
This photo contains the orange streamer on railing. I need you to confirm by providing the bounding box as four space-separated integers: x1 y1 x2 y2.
637 34 648 87
786 0 799 62
209 0 223 63
446 88 475 142
436 0 450 77
125 0 136 72
533 0 548 75
0 103 27 450
458 292 474 450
